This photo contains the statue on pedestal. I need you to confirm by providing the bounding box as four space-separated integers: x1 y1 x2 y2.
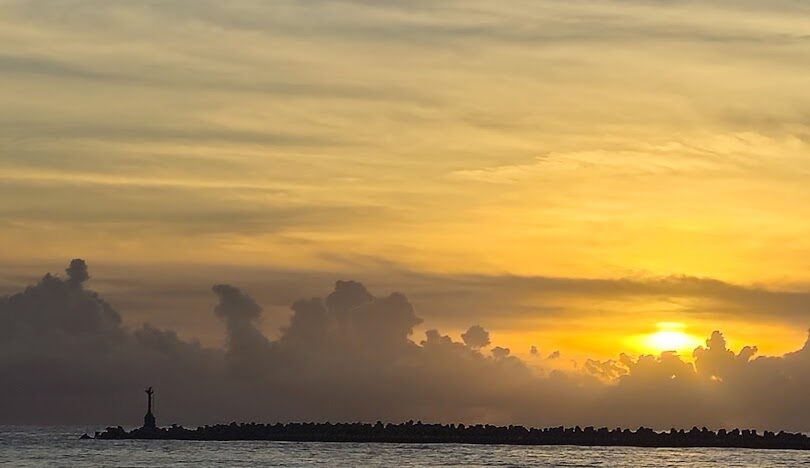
143 387 156 429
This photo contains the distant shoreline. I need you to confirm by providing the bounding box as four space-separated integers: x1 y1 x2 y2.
86 422 810 450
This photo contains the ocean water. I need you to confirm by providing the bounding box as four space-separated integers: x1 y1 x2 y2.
0 427 807 467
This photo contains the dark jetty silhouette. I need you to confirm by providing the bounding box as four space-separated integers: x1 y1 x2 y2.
90 422 810 450
84 388 810 450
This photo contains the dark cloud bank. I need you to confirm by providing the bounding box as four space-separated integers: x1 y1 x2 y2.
3 260 810 431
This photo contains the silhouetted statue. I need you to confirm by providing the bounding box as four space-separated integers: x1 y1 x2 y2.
143 386 156 429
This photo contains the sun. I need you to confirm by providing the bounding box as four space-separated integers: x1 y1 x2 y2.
641 322 701 354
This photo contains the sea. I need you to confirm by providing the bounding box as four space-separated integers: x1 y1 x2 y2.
1 427 807 467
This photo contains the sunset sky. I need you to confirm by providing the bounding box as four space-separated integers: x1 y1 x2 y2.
2 0 810 401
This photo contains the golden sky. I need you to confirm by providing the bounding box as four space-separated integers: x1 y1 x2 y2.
2 0 810 363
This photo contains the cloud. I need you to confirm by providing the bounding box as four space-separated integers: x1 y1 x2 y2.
590 331 810 430
491 346 510 359
583 358 627 381
3 260 810 431
212 284 263 323
0 50 431 103
0 118 345 148
5 259 810 359
409 272 810 325
461 324 490 349
211 284 271 377
0 260 225 424
65 258 90 285
3 0 810 286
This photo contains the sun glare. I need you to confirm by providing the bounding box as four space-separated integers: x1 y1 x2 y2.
640 322 701 354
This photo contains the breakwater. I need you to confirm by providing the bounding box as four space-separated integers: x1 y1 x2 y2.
86 421 810 450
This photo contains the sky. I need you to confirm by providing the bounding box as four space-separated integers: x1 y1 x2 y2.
2 1 810 428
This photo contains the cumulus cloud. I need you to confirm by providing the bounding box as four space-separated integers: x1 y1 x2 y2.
461 325 490 349
211 284 270 377
490 346 510 359
3 260 810 432
583 359 627 381
65 258 90 285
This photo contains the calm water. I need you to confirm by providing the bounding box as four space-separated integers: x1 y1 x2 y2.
1 427 808 467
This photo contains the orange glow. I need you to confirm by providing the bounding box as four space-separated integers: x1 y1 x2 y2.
635 323 702 355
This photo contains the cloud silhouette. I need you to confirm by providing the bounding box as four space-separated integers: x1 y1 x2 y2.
491 346 511 359
461 325 491 349
3 260 810 432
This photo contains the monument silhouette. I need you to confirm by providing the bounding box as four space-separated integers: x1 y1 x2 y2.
143 387 156 429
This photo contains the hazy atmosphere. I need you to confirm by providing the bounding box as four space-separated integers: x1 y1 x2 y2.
2 0 810 431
